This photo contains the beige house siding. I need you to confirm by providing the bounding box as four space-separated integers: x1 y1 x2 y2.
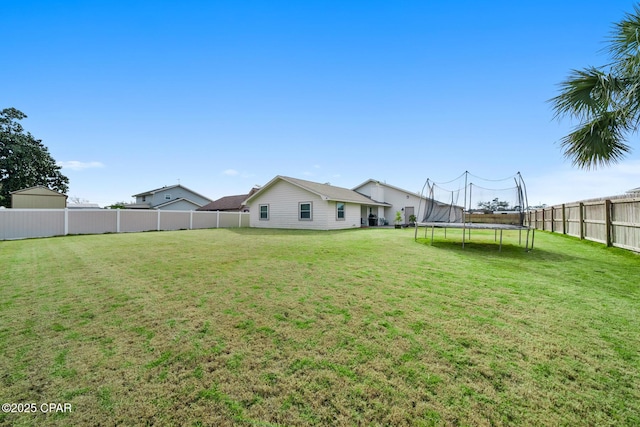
354 180 426 224
249 180 360 230
11 186 67 209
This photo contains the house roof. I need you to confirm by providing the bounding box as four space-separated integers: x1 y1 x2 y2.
153 197 204 209
352 179 423 199
353 178 456 208
10 185 68 198
245 176 389 206
132 184 212 202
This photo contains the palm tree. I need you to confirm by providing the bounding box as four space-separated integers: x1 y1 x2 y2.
551 4 640 169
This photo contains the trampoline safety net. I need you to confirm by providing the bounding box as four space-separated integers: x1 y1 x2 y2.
419 171 529 226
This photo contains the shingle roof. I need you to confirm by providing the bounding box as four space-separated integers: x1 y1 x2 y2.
245 176 389 206
132 184 211 202
197 194 249 211
153 198 204 209
132 184 181 197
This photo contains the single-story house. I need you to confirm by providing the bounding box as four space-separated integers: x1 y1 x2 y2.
197 188 259 212
128 184 212 210
11 186 68 209
244 176 389 230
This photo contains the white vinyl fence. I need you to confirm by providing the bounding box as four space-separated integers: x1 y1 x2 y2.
0 209 250 240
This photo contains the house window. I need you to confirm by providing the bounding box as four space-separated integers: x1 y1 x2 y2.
259 204 269 220
299 202 312 220
336 202 345 220
142 196 146 202
165 194 171 200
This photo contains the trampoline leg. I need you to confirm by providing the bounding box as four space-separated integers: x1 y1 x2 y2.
494 229 497 241
499 230 503 252
531 229 535 249
525 228 534 251
431 226 435 245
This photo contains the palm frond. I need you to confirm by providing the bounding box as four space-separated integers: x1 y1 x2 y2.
609 4 640 61
550 67 625 121
560 111 631 169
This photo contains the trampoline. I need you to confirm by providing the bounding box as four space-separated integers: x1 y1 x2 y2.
414 171 534 251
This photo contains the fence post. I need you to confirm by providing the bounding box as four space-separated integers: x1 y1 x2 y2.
550 206 555 233
541 209 545 231
190 210 193 230
157 210 161 231
64 208 69 235
117 209 121 233
579 202 585 240
238 212 242 227
605 199 612 247
216 211 220 228
562 204 566 234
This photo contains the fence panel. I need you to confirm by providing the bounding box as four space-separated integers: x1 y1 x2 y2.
159 211 191 231
0 209 65 240
192 211 219 229
119 210 159 233
0 209 250 240
583 202 607 244
543 207 553 231
552 206 564 233
611 199 640 251
218 211 243 228
529 198 640 252
68 209 117 235
565 203 582 238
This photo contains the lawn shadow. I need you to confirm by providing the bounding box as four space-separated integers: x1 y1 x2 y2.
415 237 577 262
225 227 362 237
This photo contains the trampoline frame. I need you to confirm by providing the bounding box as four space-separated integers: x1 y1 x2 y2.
415 222 535 251
415 171 534 251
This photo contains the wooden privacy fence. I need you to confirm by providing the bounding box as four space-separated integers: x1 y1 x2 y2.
526 197 640 252
0 209 250 240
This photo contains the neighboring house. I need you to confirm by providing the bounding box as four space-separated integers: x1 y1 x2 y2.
128 184 212 210
626 187 640 196
197 188 259 212
244 176 389 230
11 186 67 209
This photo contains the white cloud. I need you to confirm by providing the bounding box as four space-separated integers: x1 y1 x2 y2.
58 161 104 171
223 169 239 176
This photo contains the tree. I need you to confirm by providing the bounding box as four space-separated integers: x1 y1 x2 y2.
477 198 511 212
550 4 640 169
0 108 69 207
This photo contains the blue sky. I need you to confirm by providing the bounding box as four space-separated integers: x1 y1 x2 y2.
4 0 640 207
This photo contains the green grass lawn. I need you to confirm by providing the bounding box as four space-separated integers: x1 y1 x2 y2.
0 228 638 426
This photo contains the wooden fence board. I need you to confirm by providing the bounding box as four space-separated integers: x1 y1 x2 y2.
527 198 640 252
